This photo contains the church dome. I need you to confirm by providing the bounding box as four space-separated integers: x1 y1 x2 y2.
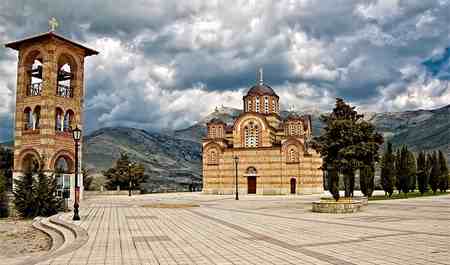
246 84 278 97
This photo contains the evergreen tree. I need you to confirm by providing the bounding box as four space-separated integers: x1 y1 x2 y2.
360 164 375 197
397 146 410 195
311 98 383 198
394 149 402 193
0 147 13 191
328 167 340 201
0 173 8 218
438 150 449 192
416 151 428 195
406 150 417 192
13 171 37 218
381 142 395 197
429 151 440 194
34 171 62 217
104 153 146 190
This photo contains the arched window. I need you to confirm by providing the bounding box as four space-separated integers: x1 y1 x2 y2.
57 63 73 97
32 106 41 130
271 98 276 112
23 107 32 130
22 153 40 174
288 147 298 162
208 149 218 165
25 51 43 97
64 110 75 132
264 96 269 113
248 100 252 112
244 121 259 148
55 108 64 131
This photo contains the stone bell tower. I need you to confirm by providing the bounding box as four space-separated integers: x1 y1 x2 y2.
5 23 98 198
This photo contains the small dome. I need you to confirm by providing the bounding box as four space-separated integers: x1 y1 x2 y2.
246 84 278 97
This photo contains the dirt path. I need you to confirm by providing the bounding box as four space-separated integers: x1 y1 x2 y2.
0 218 51 264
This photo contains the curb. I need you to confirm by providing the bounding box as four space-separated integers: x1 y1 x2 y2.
15 213 88 265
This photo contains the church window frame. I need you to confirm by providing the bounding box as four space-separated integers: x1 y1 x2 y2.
208 149 219 165
255 97 260 112
264 96 269 114
244 121 259 148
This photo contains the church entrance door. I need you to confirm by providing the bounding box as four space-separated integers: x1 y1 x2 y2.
247 176 257 194
290 178 296 194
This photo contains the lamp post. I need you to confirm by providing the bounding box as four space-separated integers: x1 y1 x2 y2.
72 126 82 221
128 162 135 196
234 155 239 200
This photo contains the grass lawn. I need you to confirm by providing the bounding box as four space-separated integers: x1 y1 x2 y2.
368 191 449 201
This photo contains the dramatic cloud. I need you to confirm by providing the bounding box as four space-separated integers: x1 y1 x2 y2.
0 0 449 141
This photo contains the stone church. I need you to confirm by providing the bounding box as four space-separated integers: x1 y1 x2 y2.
202 70 323 195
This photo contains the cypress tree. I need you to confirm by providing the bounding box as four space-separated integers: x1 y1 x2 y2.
406 150 417 192
381 142 395 197
416 151 428 195
0 173 8 218
438 150 449 192
429 151 440 194
394 149 402 193
397 146 410 195
328 167 340 201
360 164 375 197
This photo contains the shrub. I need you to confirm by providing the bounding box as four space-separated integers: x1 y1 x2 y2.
0 173 8 218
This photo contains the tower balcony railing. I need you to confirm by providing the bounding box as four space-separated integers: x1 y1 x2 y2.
56 84 73 98
27 83 42 96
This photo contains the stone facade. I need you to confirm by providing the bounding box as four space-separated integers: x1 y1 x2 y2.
202 73 323 195
6 31 98 200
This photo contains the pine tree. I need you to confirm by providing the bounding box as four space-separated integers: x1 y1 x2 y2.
311 98 383 198
13 171 37 218
34 171 62 217
438 150 449 192
104 153 146 190
381 142 395 197
416 151 428 195
0 173 8 218
429 151 440 194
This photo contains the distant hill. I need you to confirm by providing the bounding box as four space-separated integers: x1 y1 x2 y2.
83 127 202 192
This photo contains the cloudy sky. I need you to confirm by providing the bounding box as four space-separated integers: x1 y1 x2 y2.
1 0 449 141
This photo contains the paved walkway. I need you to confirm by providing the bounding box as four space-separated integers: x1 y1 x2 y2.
37 193 450 265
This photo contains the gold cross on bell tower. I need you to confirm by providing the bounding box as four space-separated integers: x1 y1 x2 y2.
49 17 59 32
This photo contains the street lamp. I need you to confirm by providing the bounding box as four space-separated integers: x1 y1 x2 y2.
234 155 239 200
72 126 82 221
128 162 135 196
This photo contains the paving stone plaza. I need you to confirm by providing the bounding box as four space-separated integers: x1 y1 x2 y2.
31 193 450 265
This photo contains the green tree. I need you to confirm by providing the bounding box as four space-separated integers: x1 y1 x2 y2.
13 171 37 218
394 148 402 193
360 164 375 197
327 167 340 201
34 171 62 217
312 98 383 199
103 153 146 190
429 151 440 194
0 147 13 191
438 150 449 192
397 146 410 195
406 150 417 192
381 142 396 197
0 173 8 218
416 151 428 195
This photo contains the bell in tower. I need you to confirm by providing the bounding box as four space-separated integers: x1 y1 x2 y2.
5 20 98 201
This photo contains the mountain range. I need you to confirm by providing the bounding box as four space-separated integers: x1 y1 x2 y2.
2 104 450 191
